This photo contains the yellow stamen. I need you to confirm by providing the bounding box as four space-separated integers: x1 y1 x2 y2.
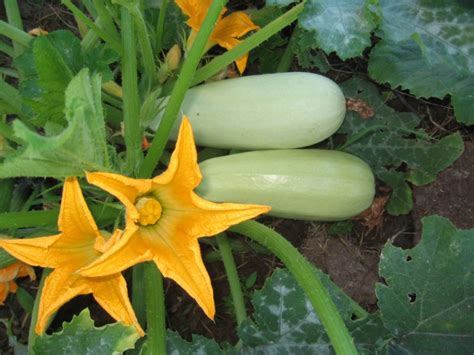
135 197 162 226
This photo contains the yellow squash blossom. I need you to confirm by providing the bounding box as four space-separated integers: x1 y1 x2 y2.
175 0 259 74
0 261 35 304
80 117 270 319
0 178 143 336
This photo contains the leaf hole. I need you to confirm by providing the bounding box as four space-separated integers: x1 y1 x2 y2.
406 255 412 262
350 313 359 321
408 293 416 303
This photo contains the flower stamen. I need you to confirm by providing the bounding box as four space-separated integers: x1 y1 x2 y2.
135 197 162 226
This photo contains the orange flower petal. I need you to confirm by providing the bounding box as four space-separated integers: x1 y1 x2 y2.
0 236 60 268
0 283 9 304
86 172 152 221
175 0 220 31
90 274 144 336
212 11 259 42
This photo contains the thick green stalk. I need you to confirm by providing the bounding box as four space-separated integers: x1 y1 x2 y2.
139 0 228 178
230 221 358 355
191 2 304 85
116 1 158 83
0 20 31 48
62 0 122 53
28 269 51 354
132 263 147 326
143 262 166 355
155 0 169 54
0 120 21 143
120 8 142 175
4 0 24 56
216 233 247 326
0 67 18 78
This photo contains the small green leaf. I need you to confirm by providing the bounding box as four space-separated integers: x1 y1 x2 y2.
368 0 474 124
377 169 412 216
377 215 474 353
33 308 139 354
328 221 353 236
16 286 34 313
298 0 380 60
265 0 296 6
0 69 111 178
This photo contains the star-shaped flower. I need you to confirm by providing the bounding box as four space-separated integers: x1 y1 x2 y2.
176 0 259 74
80 117 270 319
0 261 35 304
0 178 143 335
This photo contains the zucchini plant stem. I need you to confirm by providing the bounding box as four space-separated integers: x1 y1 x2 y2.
138 0 229 178
216 233 247 326
4 0 24 56
155 0 169 54
143 262 166 354
191 2 305 86
0 20 31 48
230 221 359 355
120 8 142 175
0 41 15 57
276 29 297 73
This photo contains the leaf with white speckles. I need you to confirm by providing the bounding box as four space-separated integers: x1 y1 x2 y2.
377 216 474 353
166 331 230 354
298 0 380 60
368 0 474 124
33 309 139 354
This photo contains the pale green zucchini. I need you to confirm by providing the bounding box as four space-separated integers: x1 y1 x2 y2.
151 72 346 149
197 150 375 221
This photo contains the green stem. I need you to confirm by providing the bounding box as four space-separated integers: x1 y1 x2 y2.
62 0 122 53
216 233 247 326
143 262 167 355
28 269 52 354
0 41 15 57
155 0 169 54
0 120 21 144
276 30 297 73
0 204 118 229
132 263 147 326
0 20 31 48
230 221 358 355
0 79 22 114
139 0 228 178
118 1 158 84
120 8 142 175
4 0 24 56
92 0 120 42
0 67 18 78
191 2 304 85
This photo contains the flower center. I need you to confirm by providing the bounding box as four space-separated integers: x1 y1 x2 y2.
135 197 162 226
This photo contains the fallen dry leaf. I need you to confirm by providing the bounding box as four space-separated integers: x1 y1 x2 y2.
346 98 375 119
353 194 390 233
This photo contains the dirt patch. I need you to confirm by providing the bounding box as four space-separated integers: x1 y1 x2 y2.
413 141 474 235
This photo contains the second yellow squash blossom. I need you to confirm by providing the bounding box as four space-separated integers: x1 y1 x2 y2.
175 0 259 74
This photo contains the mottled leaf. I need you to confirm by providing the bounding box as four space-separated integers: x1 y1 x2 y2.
298 0 379 60
166 331 228 354
338 78 464 214
377 169 413 216
0 69 111 178
368 0 474 124
265 0 296 6
377 216 474 353
33 309 139 354
239 268 387 353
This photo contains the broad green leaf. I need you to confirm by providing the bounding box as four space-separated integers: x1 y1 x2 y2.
166 331 227 354
294 28 330 73
377 216 474 353
298 0 379 60
239 268 387 353
0 69 111 178
33 308 139 354
368 0 474 124
162 1 186 50
338 78 464 214
14 30 117 126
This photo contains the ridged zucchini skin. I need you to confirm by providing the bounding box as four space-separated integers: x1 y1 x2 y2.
197 150 375 221
152 72 346 149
